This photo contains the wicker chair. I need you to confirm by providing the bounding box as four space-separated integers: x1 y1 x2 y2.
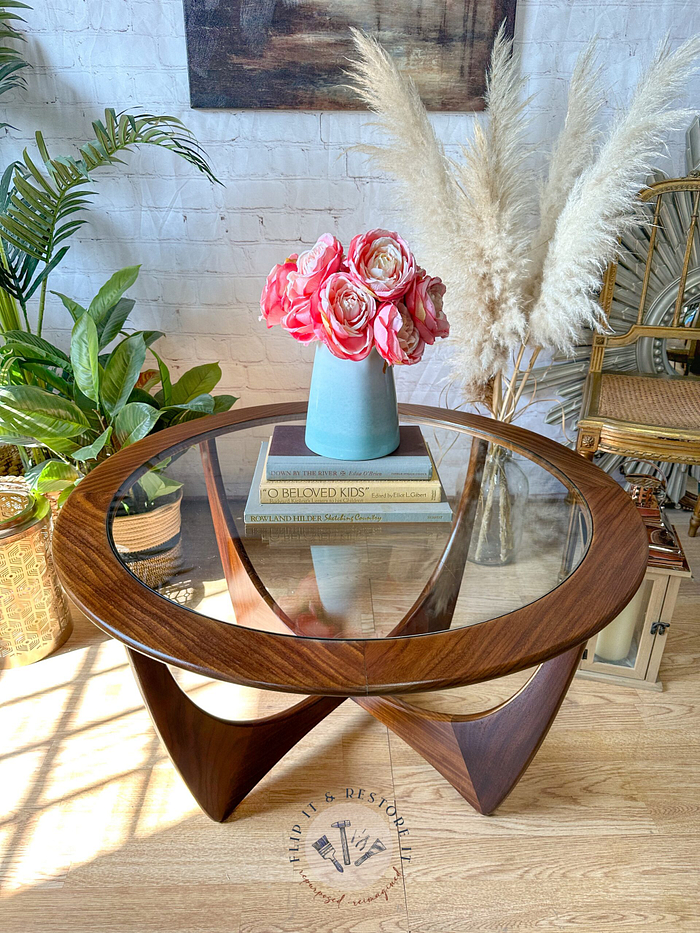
576 175 700 536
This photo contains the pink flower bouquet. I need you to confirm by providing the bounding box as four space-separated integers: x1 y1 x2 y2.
260 230 449 365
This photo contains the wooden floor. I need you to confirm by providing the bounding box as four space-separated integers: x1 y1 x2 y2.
1 520 699 932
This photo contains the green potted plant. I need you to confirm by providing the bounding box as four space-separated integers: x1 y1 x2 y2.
0 266 237 550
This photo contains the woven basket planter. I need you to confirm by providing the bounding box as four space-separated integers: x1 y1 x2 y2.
112 490 184 591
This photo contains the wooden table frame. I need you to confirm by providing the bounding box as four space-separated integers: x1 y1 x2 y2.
54 403 648 821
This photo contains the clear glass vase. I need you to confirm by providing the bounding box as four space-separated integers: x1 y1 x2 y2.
468 446 529 566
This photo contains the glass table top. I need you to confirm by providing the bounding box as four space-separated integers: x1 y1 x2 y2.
108 416 590 640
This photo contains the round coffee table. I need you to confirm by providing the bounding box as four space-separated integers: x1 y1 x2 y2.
53 403 648 822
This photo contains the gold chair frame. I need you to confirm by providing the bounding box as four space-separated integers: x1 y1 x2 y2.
576 176 700 536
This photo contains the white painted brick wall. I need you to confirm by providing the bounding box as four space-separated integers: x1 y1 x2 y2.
2 0 700 425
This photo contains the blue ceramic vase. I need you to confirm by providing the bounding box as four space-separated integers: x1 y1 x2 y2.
305 344 400 460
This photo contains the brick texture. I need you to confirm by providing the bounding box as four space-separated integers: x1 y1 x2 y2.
2 0 699 433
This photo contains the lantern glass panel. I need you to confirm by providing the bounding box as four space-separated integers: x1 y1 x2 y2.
592 579 653 668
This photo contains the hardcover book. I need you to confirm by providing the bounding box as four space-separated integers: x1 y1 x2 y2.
259 448 442 504
265 424 433 481
246 442 452 525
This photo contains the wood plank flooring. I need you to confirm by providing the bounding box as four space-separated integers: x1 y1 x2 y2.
0 520 698 932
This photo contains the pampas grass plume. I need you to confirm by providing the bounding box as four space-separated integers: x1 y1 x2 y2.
530 35 700 351
349 27 700 393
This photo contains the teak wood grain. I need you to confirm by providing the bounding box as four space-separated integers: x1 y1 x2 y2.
169 432 490 819
127 648 343 822
53 403 649 697
52 403 649 822
357 645 584 814
195 443 584 817
3 532 700 931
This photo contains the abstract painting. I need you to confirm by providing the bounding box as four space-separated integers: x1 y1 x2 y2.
182 0 517 111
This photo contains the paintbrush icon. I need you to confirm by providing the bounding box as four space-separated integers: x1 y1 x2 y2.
312 834 344 872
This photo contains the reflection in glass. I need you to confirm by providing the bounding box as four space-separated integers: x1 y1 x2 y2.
108 420 591 641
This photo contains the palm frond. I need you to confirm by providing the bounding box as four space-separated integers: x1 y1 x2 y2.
0 0 30 113
0 109 220 324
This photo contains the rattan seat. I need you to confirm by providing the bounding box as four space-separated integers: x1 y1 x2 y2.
575 175 700 536
598 374 700 431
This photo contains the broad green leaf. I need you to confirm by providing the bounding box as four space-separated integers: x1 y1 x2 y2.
140 330 164 348
137 471 182 503
18 363 72 398
0 427 38 445
27 459 81 494
24 459 60 485
38 435 81 456
72 383 101 415
88 266 140 331
150 348 172 405
70 312 99 402
112 402 160 448
0 385 89 439
169 408 210 426
151 476 182 500
127 385 160 407
101 333 146 418
57 481 79 508
137 470 167 501
164 393 215 414
72 426 112 462
1 331 69 366
170 362 221 405
212 394 238 413
51 291 87 323
97 298 135 349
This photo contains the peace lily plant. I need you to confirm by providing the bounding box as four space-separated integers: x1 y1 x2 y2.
0 3 232 508
0 267 237 508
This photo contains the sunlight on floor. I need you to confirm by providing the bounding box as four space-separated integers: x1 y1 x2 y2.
0 634 201 895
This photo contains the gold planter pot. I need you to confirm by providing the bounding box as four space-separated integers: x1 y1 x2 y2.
0 477 72 669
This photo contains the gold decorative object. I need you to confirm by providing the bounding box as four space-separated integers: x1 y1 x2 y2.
0 477 72 669
620 461 667 508
537 126 700 510
575 174 700 536
0 443 22 476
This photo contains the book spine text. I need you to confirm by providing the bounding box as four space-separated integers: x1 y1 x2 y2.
259 481 440 504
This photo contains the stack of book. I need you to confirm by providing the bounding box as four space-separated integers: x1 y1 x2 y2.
244 425 452 525
639 505 690 571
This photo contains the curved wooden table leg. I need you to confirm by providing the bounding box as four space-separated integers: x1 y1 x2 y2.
356 644 584 815
127 648 344 822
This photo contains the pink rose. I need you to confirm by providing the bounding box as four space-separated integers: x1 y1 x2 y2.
260 254 298 327
374 300 425 366
286 234 343 303
316 272 377 361
347 229 416 300
281 295 317 344
405 271 449 344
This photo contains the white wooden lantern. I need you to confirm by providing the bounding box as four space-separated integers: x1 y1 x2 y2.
577 536 691 690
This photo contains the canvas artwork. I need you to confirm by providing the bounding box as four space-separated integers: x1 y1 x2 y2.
182 0 517 111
